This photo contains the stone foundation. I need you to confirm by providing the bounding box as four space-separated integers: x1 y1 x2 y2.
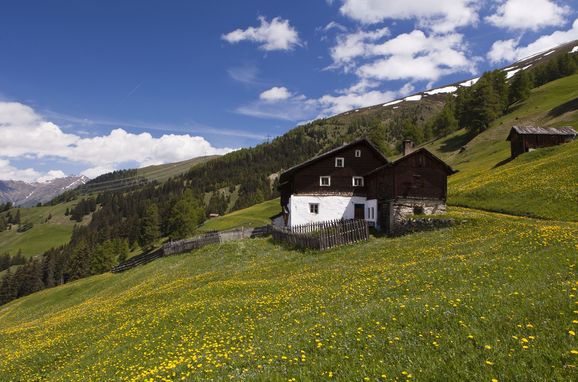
387 198 447 233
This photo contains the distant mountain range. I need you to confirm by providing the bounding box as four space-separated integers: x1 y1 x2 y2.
0 176 89 207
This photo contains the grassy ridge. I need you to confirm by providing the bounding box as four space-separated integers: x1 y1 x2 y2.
0 201 81 257
199 198 280 232
0 208 576 381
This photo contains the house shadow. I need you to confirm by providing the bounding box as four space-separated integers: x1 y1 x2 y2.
547 97 578 118
492 156 514 168
439 131 475 153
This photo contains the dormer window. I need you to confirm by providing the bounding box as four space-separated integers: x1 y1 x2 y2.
335 157 344 167
352 176 364 187
355 149 361 157
320 176 331 186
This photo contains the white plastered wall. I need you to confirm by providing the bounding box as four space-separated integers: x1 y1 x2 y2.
365 199 378 223
288 195 367 226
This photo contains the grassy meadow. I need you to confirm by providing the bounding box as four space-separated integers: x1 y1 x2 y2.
428 73 578 221
0 208 577 381
199 198 280 232
0 200 82 258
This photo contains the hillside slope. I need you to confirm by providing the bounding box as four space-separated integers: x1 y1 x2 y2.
427 73 578 221
0 208 576 381
0 200 84 258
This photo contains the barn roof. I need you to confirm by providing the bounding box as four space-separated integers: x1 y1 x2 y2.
506 126 577 140
365 148 457 176
279 138 388 181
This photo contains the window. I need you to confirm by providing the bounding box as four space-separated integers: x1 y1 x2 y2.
352 176 364 187
335 157 344 167
309 203 319 214
355 149 361 157
320 176 331 186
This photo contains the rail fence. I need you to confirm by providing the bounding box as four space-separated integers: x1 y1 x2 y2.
111 225 271 273
271 219 369 251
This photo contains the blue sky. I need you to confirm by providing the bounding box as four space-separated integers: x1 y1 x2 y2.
1 0 577 181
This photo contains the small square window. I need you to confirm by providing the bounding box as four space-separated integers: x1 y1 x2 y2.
335 157 344 167
355 149 361 157
352 176 364 187
309 203 319 214
320 176 331 186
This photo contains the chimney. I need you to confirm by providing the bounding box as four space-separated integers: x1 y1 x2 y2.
402 139 414 156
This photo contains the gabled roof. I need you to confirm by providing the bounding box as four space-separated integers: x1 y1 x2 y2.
506 126 577 140
365 148 457 176
279 138 389 181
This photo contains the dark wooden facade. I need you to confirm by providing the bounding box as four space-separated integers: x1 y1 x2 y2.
278 139 388 208
507 126 577 158
366 149 455 201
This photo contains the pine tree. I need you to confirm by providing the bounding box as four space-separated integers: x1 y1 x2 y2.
167 190 204 240
139 204 160 250
508 70 532 106
0 270 17 305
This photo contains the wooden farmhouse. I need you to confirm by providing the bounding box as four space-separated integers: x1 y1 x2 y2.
506 126 576 158
272 139 456 233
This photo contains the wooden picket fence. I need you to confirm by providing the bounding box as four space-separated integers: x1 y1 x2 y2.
271 219 369 251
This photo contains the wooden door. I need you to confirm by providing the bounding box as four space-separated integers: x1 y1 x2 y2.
379 202 390 233
354 204 365 220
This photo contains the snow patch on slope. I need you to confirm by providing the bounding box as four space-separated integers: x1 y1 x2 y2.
404 94 422 101
425 86 457 95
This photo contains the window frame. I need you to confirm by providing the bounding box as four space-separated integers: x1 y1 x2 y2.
335 157 345 167
309 203 319 214
352 176 364 187
319 176 331 187
355 149 361 158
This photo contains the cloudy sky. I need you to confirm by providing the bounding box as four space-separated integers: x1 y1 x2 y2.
1 0 577 181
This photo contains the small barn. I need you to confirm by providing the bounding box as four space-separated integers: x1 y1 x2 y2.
506 126 577 158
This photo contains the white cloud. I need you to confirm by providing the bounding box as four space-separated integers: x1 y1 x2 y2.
0 159 41 183
36 170 67 183
80 166 116 179
488 18 578 63
222 16 302 51
0 101 233 179
329 27 390 70
329 29 476 83
339 0 479 33
236 81 416 121
259 87 293 102
486 0 570 31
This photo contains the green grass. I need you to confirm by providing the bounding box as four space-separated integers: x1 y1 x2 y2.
199 198 280 232
137 155 219 183
427 73 578 221
0 200 84 257
0 208 576 381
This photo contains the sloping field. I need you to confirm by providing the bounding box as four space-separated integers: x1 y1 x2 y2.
1 208 576 381
428 74 578 221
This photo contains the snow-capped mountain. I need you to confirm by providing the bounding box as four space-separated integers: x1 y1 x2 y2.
0 175 89 207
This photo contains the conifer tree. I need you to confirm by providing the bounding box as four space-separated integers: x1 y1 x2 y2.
139 203 160 250
167 190 204 240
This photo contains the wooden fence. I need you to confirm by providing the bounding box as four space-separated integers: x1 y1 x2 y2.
111 248 164 273
111 225 271 273
163 232 221 256
271 219 369 251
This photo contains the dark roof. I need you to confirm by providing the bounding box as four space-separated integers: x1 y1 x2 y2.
279 138 388 180
507 126 577 140
365 148 457 176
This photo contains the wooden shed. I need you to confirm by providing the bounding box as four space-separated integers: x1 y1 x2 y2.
506 126 577 158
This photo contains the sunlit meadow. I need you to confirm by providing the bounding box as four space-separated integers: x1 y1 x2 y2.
0 208 576 381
